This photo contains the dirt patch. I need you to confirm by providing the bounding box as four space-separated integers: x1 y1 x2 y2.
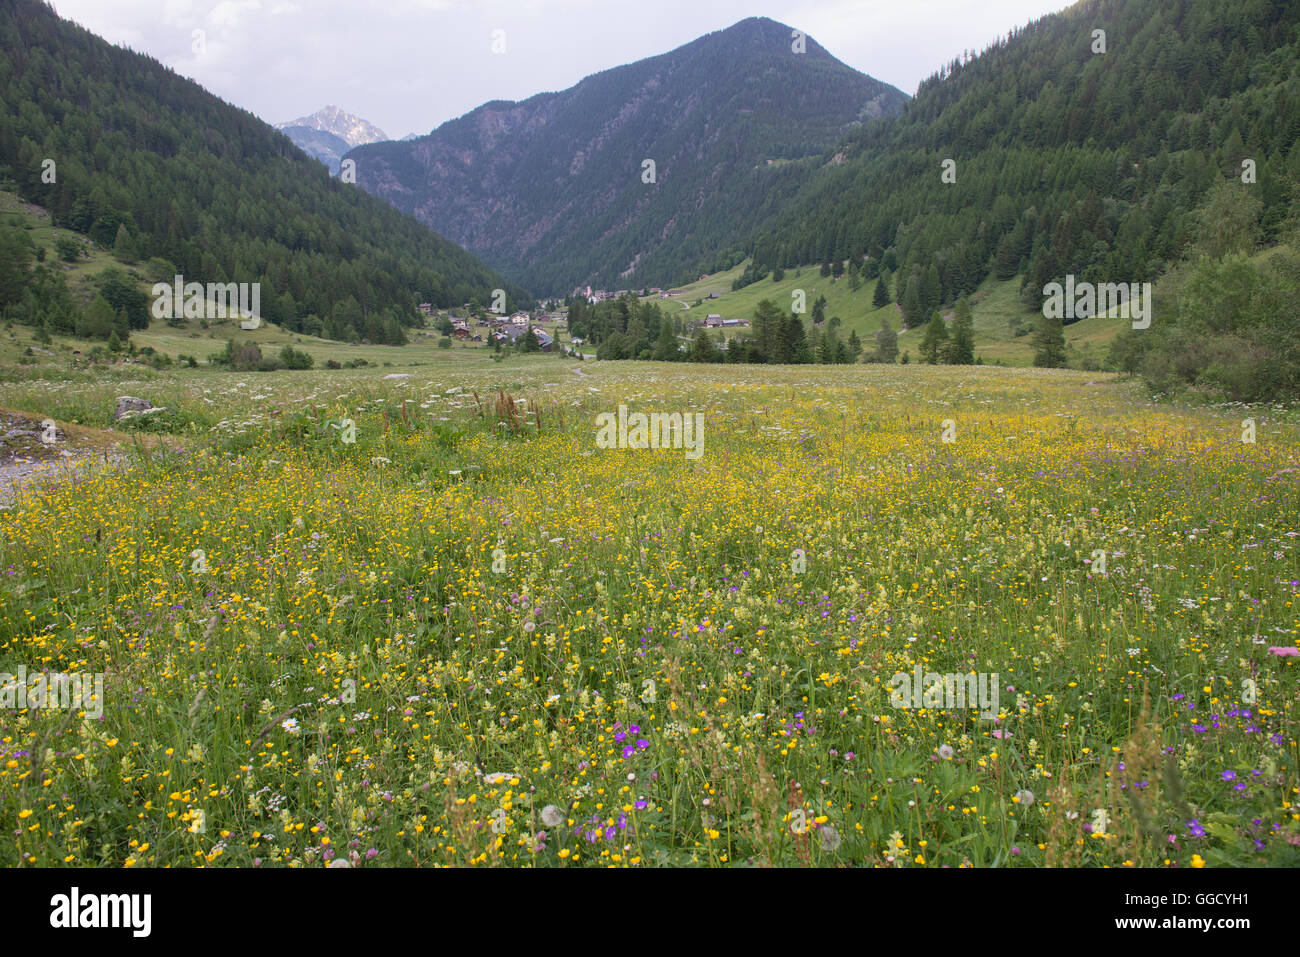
0 408 177 505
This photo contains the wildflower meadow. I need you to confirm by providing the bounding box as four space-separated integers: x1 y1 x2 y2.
0 358 1296 867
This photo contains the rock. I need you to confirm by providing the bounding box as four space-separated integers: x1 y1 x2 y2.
114 396 154 421
382 373 411 381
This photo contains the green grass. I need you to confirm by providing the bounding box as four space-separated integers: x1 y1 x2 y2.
645 260 1133 367
0 356 1295 868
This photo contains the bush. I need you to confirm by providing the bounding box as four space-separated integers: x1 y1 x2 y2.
54 236 81 262
279 344 314 370
230 341 263 371
1133 251 1300 402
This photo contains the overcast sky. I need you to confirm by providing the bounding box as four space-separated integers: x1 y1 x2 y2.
48 0 1071 139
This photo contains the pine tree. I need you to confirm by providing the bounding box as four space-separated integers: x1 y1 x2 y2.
919 310 949 364
113 223 136 263
921 264 942 318
776 313 809 363
77 295 116 340
875 316 898 363
994 234 1019 280
873 274 889 307
946 297 975 364
652 318 679 361
901 271 922 327
818 324 839 363
1033 313 1067 367
752 298 783 362
690 328 716 363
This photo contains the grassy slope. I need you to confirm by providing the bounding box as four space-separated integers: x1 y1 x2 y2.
5 188 1130 371
646 259 1133 367
1 191 586 369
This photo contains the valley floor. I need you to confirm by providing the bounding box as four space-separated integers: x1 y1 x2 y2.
0 358 1296 867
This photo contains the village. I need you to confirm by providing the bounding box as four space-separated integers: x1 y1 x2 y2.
412 280 750 356
415 301 566 352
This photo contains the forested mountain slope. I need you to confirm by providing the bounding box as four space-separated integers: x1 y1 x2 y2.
349 16 907 295
0 0 529 342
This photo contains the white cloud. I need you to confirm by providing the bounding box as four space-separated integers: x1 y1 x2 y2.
209 0 261 29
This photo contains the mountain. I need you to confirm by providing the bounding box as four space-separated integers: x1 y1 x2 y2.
0 1 529 343
738 0 1300 324
277 125 353 174
721 0 1298 400
278 106 389 148
346 17 907 295
276 106 389 174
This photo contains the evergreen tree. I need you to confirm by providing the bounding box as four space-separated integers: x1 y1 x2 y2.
791 315 813 363
77 295 116 339
919 310 949 364
946 297 975 364
875 316 898 363
96 267 150 330
775 312 810 363
0 230 36 312
994 234 1019 280
921 264 942 318
818 324 841 364
113 223 137 262
751 298 783 362
901 271 922 328
873 274 889 307
690 328 716 363
652 317 679 361
1033 313 1067 367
